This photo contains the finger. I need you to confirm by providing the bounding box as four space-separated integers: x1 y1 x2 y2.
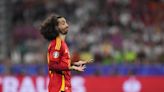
79 68 84 72
81 68 85 72
80 66 86 72
82 66 86 71
86 59 94 63
76 66 84 72
83 65 86 69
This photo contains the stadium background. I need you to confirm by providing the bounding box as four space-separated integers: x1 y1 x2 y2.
0 0 164 92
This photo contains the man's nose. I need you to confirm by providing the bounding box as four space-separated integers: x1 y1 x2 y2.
65 23 69 28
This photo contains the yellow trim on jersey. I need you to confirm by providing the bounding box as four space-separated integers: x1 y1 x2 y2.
55 37 61 50
60 73 65 91
68 60 71 68
47 53 50 64
48 43 51 50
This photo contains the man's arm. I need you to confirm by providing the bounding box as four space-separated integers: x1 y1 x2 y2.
48 50 86 71
49 59 86 72
49 58 70 71
48 38 86 72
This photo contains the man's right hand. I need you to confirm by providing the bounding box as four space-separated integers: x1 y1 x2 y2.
73 59 94 66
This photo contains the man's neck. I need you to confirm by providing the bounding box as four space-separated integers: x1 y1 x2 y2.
59 34 66 40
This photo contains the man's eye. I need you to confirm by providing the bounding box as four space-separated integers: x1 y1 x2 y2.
62 22 65 25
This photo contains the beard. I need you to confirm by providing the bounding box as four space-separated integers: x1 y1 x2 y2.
59 28 68 35
61 31 68 35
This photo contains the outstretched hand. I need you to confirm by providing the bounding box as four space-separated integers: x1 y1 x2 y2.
71 65 86 72
73 59 94 66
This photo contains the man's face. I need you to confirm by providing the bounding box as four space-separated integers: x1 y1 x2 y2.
57 17 69 35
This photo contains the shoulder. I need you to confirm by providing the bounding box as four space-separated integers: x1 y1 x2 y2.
48 37 63 51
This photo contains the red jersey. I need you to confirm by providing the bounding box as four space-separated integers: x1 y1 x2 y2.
47 36 71 92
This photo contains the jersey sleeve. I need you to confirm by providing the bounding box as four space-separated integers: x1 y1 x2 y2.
48 38 70 71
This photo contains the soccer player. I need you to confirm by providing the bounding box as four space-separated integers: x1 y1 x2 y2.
40 14 92 92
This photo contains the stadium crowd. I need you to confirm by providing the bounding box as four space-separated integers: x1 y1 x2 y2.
0 0 164 76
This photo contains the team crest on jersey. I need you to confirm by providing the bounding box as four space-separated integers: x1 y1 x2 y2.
53 51 59 58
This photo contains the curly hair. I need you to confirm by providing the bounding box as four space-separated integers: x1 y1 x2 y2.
40 14 63 41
